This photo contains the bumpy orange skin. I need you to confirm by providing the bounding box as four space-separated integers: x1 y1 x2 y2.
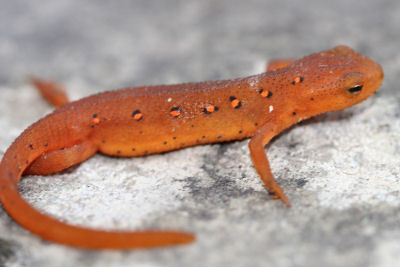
0 46 383 249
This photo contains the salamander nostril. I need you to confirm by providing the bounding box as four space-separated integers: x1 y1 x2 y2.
348 85 363 94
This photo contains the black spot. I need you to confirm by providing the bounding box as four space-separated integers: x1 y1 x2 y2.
170 107 182 117
259 89 273 98
116 150 121 154
254 122 258 126
191 125 195 128
196 139 201 143
91 125 95 128
238 130 243 134
92 114 98 118
173 136 177 140
310 97 315 101
292 112 297 116
229 96 242 109
163 141 167 145
203 106 219 114
28 144 33 150
25 160 28 164
132 109 143 121
203 108 211 114
44 143 48 147
170 106 182 112
217 136 222 139
202 136 206 139
132 148 136 151
291 76 304 85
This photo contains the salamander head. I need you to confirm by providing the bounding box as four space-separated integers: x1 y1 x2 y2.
285 45 383 117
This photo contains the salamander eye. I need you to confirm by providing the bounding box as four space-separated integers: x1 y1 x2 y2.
347 84 363 94
340 72 364 96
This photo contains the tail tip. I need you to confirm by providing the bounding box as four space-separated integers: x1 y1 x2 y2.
176 232 196 245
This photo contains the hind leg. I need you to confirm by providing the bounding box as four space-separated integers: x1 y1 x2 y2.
24 141 98 175
30 77 69 107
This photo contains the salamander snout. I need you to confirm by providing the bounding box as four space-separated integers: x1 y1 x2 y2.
352 56 383 97
295 46 384 114
333 54 383 110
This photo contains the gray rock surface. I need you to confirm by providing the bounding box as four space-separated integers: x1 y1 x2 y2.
1 0 400 266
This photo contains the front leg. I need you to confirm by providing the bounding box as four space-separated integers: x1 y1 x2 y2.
266 59 296 72
24 141 97 175
248 122 291 207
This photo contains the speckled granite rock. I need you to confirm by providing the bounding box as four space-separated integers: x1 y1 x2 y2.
1 0 400 266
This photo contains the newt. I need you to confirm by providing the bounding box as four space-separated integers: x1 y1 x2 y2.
0 46 383 249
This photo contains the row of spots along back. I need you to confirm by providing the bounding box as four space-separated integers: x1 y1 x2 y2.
89 80 292 129
90 88 283 125
125 95 247 121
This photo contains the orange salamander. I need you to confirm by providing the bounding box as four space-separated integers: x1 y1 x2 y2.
0 46 383 249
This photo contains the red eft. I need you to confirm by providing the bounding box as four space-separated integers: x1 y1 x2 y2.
0 46 383 249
